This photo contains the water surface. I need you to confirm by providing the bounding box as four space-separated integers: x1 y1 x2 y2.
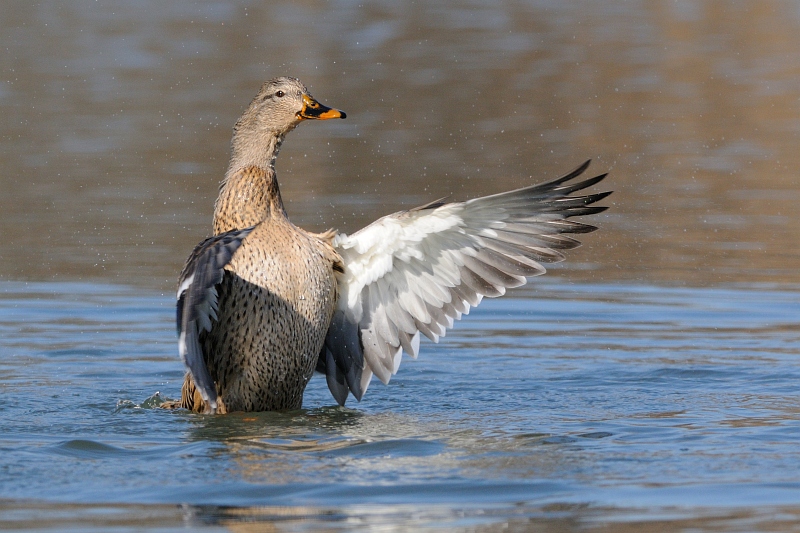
1 0 799 530
1 281 798 530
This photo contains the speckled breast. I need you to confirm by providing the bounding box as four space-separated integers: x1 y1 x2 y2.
202 221 338 412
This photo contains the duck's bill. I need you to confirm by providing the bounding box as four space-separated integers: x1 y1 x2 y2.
298 94 347 120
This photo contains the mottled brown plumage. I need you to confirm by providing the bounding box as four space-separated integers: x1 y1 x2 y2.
197 213 340 412
175 77 345 413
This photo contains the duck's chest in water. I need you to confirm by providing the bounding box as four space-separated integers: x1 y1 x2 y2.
204 227 338 411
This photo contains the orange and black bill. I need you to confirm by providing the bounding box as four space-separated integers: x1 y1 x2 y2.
298 94 346 120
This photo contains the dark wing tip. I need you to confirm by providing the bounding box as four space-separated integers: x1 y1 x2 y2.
548 159 592 186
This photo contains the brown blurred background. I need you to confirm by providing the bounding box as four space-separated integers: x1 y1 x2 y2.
1 1 798 290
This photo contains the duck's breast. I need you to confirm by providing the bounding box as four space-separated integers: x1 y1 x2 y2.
205 222 338 411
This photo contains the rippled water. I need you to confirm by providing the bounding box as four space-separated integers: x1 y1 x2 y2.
2 0 800 530
1 280 798 530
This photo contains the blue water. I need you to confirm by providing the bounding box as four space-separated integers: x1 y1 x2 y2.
1 280 798 530
3 1 800 530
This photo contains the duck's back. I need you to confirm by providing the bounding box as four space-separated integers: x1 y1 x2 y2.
202 219 339 412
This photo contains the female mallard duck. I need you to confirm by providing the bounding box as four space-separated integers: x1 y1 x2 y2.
173 76 610 414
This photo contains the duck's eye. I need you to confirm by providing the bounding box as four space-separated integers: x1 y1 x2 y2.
275 90 285 98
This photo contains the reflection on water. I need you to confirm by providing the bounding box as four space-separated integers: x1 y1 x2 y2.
1 281 798 531
1 1 799 287
4 500 800 532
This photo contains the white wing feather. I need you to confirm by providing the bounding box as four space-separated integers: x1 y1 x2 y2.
319 160 610 404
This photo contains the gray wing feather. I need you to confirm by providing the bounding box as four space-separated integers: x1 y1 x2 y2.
176 227 254 413
317 308 368 402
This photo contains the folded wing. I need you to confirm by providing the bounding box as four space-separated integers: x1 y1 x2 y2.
176 227 254 413
319 160 610 405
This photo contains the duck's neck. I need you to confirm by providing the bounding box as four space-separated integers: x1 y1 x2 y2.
212 132 288 235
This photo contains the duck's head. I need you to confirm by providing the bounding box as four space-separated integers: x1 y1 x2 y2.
235 76 346 138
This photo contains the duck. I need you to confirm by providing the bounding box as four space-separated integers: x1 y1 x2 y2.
171 76 610 414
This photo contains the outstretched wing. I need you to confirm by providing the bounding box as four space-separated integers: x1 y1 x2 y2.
176 227 254 413
319 160 610 405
